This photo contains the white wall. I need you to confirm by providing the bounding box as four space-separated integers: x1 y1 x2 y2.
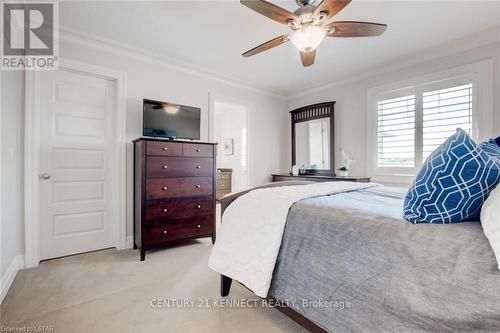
59 39 288 238
286 42 500 180
1 71 25 278
213 102 249 192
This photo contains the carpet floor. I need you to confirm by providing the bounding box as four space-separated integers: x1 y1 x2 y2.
1 239 306 333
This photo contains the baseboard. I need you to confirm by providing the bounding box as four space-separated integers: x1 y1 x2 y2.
0 255 24 304
126 236 134 249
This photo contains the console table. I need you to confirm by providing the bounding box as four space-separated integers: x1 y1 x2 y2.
271 174 370 183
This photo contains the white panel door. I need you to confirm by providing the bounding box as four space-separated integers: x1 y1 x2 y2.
39 69 116 260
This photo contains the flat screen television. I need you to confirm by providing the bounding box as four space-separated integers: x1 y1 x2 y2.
143 99 201 140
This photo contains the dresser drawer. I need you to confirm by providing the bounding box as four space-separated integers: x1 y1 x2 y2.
146 157 213 178
216 173 231 181
146 177 213 199
147 141 182 156
306 177 328 182
216 181 230 190
183 144 213 157
147 215 212 245
146 197 213 222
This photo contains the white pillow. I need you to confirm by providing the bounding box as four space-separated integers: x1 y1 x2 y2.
481 185 500 270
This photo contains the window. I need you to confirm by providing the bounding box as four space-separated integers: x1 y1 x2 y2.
367 60 493 182
377 95 416 167
422 84 472 160
376 81 473 172
376 83 473 169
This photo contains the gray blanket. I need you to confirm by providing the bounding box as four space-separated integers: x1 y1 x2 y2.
268 186 500 333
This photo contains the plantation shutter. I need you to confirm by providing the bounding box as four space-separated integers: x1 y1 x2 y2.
377 95 416 167
422 84 473 160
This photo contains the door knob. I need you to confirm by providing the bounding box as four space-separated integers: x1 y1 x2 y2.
40 173 51 180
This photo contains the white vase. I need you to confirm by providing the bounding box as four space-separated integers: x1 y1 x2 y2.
338 170 348 177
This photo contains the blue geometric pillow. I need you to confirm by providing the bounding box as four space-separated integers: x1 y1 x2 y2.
403 129 500 224
480 138 500 161
494 136 500 147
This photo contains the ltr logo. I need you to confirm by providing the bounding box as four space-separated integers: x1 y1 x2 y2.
3 2 54 55
1 1 58 70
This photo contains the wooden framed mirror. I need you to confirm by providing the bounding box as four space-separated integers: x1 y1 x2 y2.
291 102 335 176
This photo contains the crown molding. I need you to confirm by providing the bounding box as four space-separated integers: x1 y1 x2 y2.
57 26 287 101
286 25 500 100
58 24 500 102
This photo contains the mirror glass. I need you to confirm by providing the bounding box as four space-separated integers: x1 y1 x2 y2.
295 118 330 170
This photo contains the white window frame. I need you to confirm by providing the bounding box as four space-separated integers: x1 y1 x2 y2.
366 60 493 184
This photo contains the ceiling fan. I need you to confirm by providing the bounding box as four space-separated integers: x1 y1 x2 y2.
241 0 387 67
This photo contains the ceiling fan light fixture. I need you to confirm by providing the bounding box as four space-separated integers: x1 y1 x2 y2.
327 27 336 34
239 0 386 67
290 25 326 52
313 11 328 25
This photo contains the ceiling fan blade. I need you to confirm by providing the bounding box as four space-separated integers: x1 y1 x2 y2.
314 0 351 20
241 0 298 25
326 21 387 37
300 50 316 67
242 35 290 57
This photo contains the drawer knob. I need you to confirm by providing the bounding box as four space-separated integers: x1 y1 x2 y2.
162 186 168 190
195 185 201 188
162 165 168 169
163 230 168 234
196 165 201 169
196 205 201 209
196 149 201 152
162 147 168 151
163 208 168 213
197 224 201 229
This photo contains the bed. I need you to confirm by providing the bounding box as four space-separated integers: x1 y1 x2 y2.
214 181 500 333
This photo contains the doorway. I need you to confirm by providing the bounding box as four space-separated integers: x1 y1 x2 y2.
213 101 249 192
24 60 126 267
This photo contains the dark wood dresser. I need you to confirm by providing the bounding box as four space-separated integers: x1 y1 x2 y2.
271 174 370 183
133 138 217 260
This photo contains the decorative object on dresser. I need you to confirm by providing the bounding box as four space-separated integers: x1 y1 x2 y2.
133 138 217 261
272 174 370 183
216 168 232 200
291 102 335 176
338 148 355 177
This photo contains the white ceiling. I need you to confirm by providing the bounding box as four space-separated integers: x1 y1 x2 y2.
59 1 500 96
